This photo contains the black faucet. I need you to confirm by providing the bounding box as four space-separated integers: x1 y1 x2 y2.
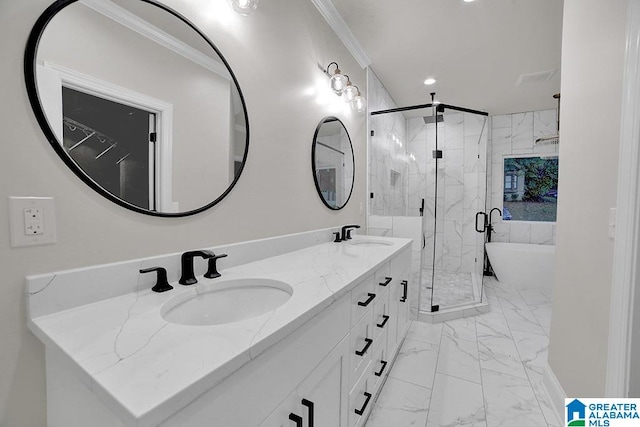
204 253 228 279
488 208 502 243
341 224 360 241
140 267 173 293
179 250 214 285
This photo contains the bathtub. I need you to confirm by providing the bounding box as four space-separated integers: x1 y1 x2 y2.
485 242 555 288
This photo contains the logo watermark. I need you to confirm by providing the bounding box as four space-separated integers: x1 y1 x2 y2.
565 399 640 426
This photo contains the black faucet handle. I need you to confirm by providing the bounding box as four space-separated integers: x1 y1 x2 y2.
140 267 173 293
204 253 228 279
341 224 361 240
333 232 342 243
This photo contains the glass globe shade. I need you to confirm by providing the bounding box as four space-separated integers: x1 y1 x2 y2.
343 85 359 102
352 95 366 113
229 0 259 16
330 73 348 95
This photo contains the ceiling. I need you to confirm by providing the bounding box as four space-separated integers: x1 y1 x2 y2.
330 0 564 116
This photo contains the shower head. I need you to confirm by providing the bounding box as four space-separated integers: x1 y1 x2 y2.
423 114 444 124
534 135 559 145
534 93 560 146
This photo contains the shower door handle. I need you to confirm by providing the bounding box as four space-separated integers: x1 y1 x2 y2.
475 211 487 233
419 198 425 216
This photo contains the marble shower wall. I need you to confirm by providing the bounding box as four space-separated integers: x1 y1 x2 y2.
367 70 409 216
488 110 558 245
407 112 488 277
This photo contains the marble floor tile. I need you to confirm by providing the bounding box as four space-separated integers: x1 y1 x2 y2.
436 334 482 384
477 323 527 380
510 330 549 374
365 276 559 427
427 373 487 427
443 316 477 342
482 369 548 427
366 378 431 427
389 338 439 389
498 297 546 335
529 304 553 337
405 320 443 346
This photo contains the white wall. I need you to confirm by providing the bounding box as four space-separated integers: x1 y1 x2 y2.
547 0 627 397
0 0 366 425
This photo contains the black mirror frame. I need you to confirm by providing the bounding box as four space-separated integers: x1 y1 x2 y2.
24 0 250 217
311 116 355 211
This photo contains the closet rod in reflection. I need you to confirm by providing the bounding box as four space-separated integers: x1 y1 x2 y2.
63 116 126 162
317 141 345 155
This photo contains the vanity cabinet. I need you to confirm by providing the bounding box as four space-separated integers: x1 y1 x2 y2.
259 337 349 427
31 236 413 427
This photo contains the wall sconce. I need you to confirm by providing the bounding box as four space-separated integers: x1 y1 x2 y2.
324 62 367 113
326 62 348 95
229 0 259 15
352 87 366 113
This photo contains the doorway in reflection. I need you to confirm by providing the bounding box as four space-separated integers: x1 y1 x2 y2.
62 87 156 210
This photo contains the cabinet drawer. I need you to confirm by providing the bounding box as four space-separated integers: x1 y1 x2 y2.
372 289 390 343
348 362 374 427
349 307 373 391
350 275 376 327
373 262 392 290
370 329 389 394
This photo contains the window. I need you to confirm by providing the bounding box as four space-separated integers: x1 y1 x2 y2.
504 173 518 192
502 155 558 222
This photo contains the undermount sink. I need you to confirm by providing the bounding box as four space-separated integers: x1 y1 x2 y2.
348 240 393 247
161 279 293 326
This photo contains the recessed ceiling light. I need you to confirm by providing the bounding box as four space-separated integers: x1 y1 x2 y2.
424 78 436 85
463 0 475 2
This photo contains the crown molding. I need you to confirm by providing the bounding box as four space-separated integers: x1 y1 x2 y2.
79 0 231 80
309 0 371 69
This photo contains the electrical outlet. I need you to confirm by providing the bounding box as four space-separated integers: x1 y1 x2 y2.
24 207 44 235
9 197 57 247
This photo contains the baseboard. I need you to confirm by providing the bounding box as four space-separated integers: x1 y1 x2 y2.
543 363 566 425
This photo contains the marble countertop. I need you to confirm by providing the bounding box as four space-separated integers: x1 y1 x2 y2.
28 235 411 426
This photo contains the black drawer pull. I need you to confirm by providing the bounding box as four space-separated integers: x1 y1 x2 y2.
358 293 376 307
379 277 392 287
302 399 314 427
355 338 373 356
288 413 302 427
400 280 408 302
377 315 389 328
375 360 388 377
354 392 372 416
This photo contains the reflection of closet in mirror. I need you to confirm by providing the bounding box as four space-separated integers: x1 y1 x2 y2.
37 62 176 212
62 88 155 210
315 141 346 207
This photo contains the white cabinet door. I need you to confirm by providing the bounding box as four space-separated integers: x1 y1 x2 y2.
261 337 349 427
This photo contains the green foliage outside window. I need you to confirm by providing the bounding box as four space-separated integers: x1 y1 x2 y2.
503 156 558 222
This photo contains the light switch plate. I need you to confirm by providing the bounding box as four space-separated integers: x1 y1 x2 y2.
9 197 57 247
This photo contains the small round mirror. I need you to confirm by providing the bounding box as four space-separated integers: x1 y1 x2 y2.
311 117 354 210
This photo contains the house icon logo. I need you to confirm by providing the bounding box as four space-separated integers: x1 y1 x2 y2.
566 399 586 426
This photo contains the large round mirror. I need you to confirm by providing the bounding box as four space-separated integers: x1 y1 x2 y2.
312 117 354 210
25 0 249 216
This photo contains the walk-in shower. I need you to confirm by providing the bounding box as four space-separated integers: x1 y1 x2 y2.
368 95 489 316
